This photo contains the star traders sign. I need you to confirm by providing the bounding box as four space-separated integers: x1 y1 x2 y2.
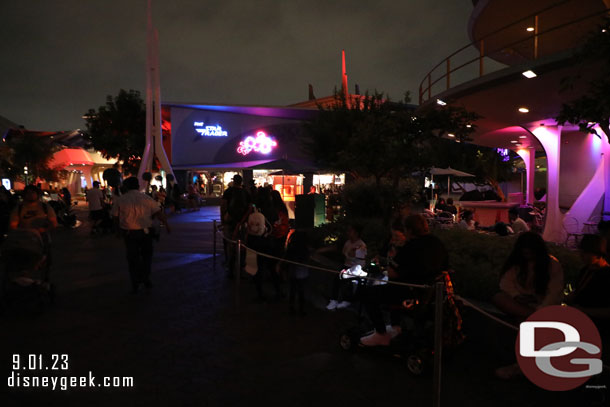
237 131 277 156
194 122 228 137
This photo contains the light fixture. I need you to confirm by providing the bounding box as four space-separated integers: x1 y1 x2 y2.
447 133 455 138
511 140 519 143
522 70 537 78
519 135 527 139
436 99 447 106
526 27 535 32
518 107 529 113
466 124 472 128
603 29 607 33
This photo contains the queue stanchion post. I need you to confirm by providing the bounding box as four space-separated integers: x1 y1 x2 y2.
432 281 444 407
213 220 217 272
235 239 241 308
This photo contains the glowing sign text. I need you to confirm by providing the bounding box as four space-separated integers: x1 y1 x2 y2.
237 131 277 156
497 148 510 162
194 122 228 137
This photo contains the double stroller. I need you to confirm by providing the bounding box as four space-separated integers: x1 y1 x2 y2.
339 264 464 376
0 228 54 314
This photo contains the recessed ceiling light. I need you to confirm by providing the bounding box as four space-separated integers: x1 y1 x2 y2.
447 133 455 138
518 107 529 113
526 27 535 32
436 99 447 106
522 70 537 78
519 135 527 139
511 140 519 143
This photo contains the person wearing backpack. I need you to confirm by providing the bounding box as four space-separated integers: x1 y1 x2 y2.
220 174 251 277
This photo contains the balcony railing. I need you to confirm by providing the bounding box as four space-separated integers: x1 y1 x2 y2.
418 1 610 105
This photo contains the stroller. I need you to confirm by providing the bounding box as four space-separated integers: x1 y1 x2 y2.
339 267 464 376
0 228 54 314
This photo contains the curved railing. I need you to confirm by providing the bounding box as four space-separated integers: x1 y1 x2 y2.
418 1 610 105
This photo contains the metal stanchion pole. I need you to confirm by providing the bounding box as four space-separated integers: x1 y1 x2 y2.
235 239 241 308
433 281 444 407
213 220 217 272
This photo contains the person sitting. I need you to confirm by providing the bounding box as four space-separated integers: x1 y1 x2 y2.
444 198 458 215
8 185 58 282
458 210 476 230
360 214 449 346
508 207 530 234
493 232 564 319
565 234 610 340
492 232 564 379
435 197 447 213
326 224 367 310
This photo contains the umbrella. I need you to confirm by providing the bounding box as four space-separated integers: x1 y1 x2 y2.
249 158 318 172
429 167 475 196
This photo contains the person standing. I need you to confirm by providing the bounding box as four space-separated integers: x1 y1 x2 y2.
220 174 250 277
103 162 122 196
112 177 170 293
86 181 106 234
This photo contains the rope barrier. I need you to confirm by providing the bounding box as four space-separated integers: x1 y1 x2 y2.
455 295 519 331
218 231 431 289
214 222 576 335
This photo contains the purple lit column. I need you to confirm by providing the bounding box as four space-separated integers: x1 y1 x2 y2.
516 148 535 205
603 131 610 221
530 125 565 243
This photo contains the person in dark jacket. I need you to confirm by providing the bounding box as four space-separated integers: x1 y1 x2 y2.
360 214 449 347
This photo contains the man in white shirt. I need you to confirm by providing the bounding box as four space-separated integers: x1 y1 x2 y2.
86 181 106 234
112 177 170 293
509 208 530 234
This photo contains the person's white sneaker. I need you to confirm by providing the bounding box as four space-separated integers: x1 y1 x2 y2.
360 331 391 347
336 301 351 309
326 300 338 310
386 325 402 339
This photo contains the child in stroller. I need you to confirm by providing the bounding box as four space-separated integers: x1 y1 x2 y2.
0 228 54 313
1 185 57 312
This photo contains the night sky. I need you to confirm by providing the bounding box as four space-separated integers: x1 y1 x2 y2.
0 0 473 131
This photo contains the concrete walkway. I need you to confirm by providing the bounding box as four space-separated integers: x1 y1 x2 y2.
0 206 600 406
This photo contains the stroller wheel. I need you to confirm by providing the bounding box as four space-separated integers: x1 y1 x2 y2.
406 354 425 376
339 333 355 351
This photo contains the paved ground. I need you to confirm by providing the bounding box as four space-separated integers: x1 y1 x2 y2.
0 206 606 406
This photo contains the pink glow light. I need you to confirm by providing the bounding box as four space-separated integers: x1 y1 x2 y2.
237 131 277 156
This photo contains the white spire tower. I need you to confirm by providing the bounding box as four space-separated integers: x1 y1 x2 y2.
138 0 174 182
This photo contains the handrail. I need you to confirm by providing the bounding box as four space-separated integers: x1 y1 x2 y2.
419 1 610 105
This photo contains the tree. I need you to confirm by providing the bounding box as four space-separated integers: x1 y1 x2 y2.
2 131 63 183
303 91 478 188
84 89 146 175
556 17 610 140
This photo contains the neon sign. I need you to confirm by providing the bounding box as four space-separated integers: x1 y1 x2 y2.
194 122 228 137
497 148 510 162
237 131 277 156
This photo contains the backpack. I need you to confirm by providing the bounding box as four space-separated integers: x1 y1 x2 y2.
247 207 268 237
228 187 249 223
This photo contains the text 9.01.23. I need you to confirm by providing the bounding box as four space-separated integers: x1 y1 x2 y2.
12 354 69 371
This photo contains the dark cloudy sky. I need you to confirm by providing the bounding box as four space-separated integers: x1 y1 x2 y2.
0 0 474 131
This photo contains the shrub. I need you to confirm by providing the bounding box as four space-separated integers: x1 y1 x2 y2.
341 177 421 221
434 228 581 301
